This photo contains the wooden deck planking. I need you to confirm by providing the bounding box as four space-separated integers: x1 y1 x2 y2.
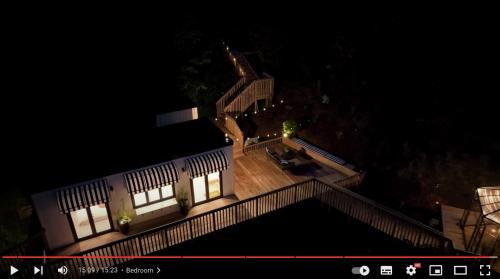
234 144 346 200
442 204 468 251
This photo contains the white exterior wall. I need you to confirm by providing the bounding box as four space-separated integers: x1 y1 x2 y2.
32 145 234 251
32 191 75 250
156 107 198 127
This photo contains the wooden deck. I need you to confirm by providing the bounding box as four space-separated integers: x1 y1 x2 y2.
441 204 472 251
442 204 500 254
234 143 346 200
52 146 345 256
53 196 239 256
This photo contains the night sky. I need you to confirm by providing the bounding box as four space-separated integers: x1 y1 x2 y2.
4 6 499 194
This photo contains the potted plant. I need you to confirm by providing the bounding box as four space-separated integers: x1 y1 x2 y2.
283 120 298 138
176 189 189 215
116 199 134 234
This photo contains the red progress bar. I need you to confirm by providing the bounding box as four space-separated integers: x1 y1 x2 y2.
2 255 496 259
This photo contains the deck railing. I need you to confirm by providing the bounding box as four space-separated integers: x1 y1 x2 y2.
224 77 274 114
315 179 454 252
224 115 244 145
243 137 283 153
5 177 453 278
216 77 247 116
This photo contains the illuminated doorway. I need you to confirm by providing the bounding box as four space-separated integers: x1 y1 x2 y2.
68 203 113 240
190 172 223 205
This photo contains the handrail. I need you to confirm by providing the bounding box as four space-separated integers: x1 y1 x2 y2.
225 115 244 144
216 77 246 116
315 179 448 238
36 177 454 278
243 137 283 153
224 78 274 114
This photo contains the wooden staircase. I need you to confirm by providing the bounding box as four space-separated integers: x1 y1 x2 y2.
215 45 275 159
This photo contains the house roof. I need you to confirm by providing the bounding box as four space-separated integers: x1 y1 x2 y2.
25 117 232 193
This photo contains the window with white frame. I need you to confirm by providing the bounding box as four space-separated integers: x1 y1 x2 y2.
132 185 175 209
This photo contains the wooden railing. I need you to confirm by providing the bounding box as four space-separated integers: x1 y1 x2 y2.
316 179 454 252
243 137 283 153
40 179 318 279
229 51 259 81
224 77 274 114
6 177 453 278
225 115 244 144
216 77 247 116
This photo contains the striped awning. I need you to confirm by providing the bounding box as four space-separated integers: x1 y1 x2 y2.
57 179 110 214
186 150 228 178
124 162 179 194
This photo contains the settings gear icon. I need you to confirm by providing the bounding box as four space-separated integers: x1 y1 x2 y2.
406 265 417 276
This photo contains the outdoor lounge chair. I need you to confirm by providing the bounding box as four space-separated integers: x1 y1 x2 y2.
266 147 295 170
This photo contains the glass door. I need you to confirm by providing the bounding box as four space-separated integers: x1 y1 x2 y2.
69 203 112 240
89 204 111 233
70 208 93 239
192 176 207 204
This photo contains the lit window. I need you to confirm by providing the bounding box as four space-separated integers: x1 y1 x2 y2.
132 184 176 212
207 172 221 199
133 192 147 206
192 176 206 204
70 208 92 239
161 185 173 198
147 189 160 202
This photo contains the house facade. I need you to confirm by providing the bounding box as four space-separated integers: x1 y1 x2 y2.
31 102 234 251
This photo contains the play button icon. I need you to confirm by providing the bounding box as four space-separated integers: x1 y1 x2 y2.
11 266 18 275
360 266 370 276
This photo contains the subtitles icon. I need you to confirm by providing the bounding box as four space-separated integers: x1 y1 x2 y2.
380 266 392 275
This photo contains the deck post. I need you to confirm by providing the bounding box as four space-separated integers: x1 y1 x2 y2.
189 220 194 239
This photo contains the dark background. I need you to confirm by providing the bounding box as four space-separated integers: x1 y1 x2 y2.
2 5 499 249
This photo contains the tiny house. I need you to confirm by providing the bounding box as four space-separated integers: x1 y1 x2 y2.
30 102 234 251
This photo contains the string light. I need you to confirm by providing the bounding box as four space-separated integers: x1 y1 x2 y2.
263 107 266 111
254 111 257 114
215 117 218 121
244 113 248 117
280 100 284 104
272 104 275 108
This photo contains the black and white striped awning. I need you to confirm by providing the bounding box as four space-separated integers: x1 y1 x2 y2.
124 162 179 194
186 150 228 178
57 179 110 214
